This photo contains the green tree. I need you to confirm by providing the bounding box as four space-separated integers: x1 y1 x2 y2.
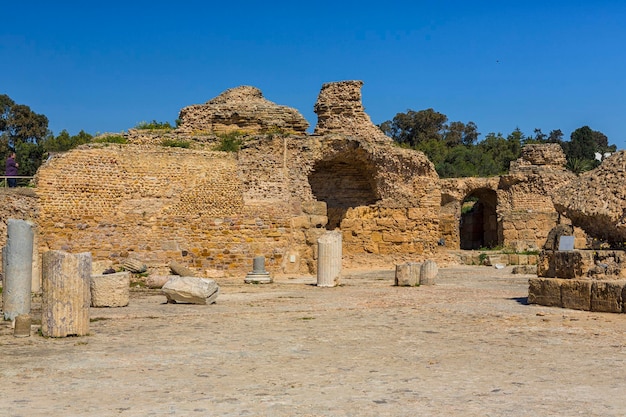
381 108 448 147
43 129 93 152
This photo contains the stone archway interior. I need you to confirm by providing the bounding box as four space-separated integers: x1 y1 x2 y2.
460 188 499 250
309 157 380 230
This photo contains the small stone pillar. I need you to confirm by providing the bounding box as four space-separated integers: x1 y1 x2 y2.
317 231 342 287
90 271 130 307
2 219 35 321
244 256 272 284
395 262 422 286
13 314 31 338
41 251 92 337
420 260 438 285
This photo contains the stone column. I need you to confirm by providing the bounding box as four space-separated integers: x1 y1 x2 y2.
2 219 35 321
420 260 438 286
41 251 92 337
317 231 342 287
244 256 272 284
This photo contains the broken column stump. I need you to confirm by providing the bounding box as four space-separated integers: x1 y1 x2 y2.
2 219 35 321
90 271 130 307
244 256 272 284
41 251 92 337
395 262 422 286
420 260 438 285
317 231 342 287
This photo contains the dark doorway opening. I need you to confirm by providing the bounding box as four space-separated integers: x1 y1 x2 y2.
460 188 499 250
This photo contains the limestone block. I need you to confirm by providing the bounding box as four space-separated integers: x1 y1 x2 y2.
512 265 537 275
309 215 328 228
90 271 130 307
528 277 562 307
301 201 327 216
162 276 219 305
591 281 624 313
560 279 591 311
123 258 147 274
395 262 421 286
291 215 311 229
420 260 438 285
146 274 176 289
169 260 195 277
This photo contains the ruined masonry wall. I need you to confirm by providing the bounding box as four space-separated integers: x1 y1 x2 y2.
35 144 297 274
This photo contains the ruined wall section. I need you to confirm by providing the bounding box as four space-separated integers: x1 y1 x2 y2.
35 144 298 274
313 80 391 144
498 143 576 250
177 86 309 135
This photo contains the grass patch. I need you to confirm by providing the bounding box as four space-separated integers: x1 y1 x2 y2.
94 135 127 144
215 131 245 152
135 120 175 130
161 138 190 148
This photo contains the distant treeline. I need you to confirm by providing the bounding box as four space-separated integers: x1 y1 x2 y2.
379 108 616 177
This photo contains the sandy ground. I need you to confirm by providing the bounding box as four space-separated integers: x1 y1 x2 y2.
1 265 625 417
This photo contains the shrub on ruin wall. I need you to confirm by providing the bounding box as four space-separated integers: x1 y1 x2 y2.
93 135 127 144
215 131 245 152
161 138 191 148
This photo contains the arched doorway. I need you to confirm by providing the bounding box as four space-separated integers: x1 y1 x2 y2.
309 156 379 230
460 188 499 250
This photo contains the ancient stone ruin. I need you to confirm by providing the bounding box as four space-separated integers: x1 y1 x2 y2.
177 85 309 134
528 152 626 313
0 79 622 314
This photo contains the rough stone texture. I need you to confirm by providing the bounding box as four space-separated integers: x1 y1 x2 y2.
177 86 309 134
553 151 626 245
169 260 195 277
394 262 421 286
590 280 624 313
90 271 130 307
122 258 147 274
145 274 176 289
41 251 92 337
313 80 391 144
161 276 219 305
419 260 438 285
528 277 562 307
560 279 591 311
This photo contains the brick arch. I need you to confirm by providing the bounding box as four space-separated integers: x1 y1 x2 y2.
309 146 380 229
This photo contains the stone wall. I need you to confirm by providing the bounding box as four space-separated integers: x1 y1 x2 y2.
177 86 309 135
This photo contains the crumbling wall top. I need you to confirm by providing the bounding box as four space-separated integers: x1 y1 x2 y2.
177 86 309 134
313 80 391 143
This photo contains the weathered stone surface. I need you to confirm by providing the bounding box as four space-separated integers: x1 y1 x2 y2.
537 250 594 279
590 280 624 313
41 251 91 337
528 277 562 307
420 260 438 285
512 265 537 275
146 274 176 289
313 80 391 144
123 258 147 274
177 86 309 134
395 262 421 286
162 276 219 305
90 271 130 307
560 279 591 311
553 151 626 245
169 260 195 277
544 224 575 251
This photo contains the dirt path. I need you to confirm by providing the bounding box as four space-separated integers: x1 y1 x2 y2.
1 266 625 416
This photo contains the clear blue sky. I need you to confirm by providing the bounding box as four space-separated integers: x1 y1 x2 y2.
2 1 625 150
